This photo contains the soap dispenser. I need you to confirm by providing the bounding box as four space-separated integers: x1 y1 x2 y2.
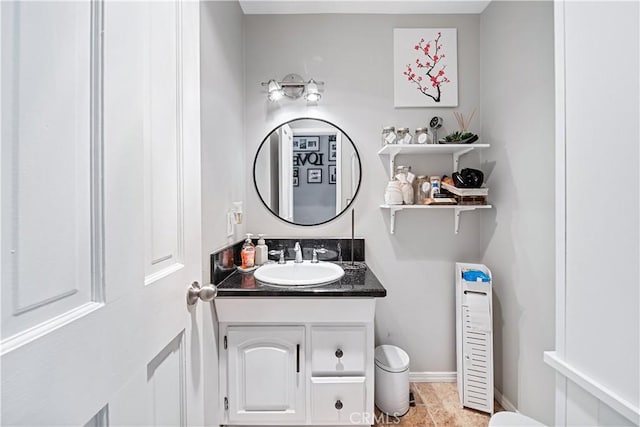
255 234 268 265
241 233 255 269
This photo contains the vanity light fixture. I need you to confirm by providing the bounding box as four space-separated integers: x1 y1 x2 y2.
261 74 324 102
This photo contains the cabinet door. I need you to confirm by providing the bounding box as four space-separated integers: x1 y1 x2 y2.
226 326 305 424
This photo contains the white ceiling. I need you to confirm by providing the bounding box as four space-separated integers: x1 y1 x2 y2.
238 0 492 15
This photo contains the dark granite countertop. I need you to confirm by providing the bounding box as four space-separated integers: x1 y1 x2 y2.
216 263 387 298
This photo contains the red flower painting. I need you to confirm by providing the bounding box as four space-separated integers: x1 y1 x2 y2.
402 32 451 103
394 28 458 107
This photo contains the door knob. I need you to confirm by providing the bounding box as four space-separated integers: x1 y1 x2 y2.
335 400 343 410
187 281 217 306
335 348 344 358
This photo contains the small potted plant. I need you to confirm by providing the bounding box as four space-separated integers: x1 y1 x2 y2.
439 109 478 144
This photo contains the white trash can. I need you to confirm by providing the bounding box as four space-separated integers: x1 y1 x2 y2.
374 345 410 416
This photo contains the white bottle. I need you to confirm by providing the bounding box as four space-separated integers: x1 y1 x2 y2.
255 234 268 265
429 176 441 198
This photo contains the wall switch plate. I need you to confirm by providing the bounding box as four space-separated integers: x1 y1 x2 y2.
226 212 234 237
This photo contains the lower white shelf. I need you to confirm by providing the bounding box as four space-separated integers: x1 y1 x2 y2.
379 204 492 234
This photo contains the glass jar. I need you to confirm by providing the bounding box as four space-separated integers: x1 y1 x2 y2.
395 166 414 204
395 165 411 180
381 126 396 146
415 128 429 144
415 175 430 204
396 128 413 144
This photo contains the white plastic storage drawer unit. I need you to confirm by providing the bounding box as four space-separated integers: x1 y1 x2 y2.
455 262 494 414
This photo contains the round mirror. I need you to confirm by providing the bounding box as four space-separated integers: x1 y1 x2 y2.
253 118 362 226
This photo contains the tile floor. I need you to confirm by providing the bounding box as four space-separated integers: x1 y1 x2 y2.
374 383 505 427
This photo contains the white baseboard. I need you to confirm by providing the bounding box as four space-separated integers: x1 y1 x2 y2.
494 387 518 412
409 371 457 382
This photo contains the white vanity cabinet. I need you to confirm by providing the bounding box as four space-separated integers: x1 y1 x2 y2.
216 298 376 426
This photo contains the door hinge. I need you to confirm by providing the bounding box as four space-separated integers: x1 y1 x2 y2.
224 397 229 411
224 335 227 350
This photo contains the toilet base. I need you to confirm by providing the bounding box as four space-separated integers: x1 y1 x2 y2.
489 411 545 426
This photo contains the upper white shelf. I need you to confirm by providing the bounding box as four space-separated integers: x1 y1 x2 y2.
378 143 490 176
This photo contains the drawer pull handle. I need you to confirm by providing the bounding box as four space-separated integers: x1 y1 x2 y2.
335 400 343 410
335 348 344 358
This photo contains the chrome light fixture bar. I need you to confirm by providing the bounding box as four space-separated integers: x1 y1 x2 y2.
261 73 324 102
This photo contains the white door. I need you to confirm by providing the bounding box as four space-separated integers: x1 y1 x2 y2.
1 1 205 425
226 326 305 424
334 133 342 215
278 124 294 222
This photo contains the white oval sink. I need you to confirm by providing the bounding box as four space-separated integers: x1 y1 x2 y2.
254 261 345 286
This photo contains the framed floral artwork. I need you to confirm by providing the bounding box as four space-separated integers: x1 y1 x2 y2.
394 28 458 107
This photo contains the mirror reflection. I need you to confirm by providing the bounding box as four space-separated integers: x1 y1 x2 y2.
253 118 362 226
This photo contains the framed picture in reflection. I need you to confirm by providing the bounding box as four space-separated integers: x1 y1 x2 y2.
294 136 320 152
307 168 322 184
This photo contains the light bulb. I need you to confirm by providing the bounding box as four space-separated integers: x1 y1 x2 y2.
267 79 284 101
304 79 321 102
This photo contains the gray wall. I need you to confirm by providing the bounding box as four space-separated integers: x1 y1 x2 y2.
479 1 555 424
200 1 245 425
244 13 483 373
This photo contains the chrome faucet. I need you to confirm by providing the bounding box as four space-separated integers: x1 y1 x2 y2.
311 248 327 263
294 242 303 263
268 249 286 264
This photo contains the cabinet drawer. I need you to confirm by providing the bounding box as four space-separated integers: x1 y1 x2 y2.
311 326 366 375
311 377 366 424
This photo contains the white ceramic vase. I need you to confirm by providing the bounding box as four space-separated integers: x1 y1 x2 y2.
384 181 403 205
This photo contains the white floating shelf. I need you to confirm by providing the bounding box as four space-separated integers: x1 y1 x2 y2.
377 143 490 175
380 204 492 234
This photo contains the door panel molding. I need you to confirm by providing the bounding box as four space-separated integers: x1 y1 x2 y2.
147 330 187 427
0 301 103 356
1 0 105 341
144 0 185 285
90 0 106 304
